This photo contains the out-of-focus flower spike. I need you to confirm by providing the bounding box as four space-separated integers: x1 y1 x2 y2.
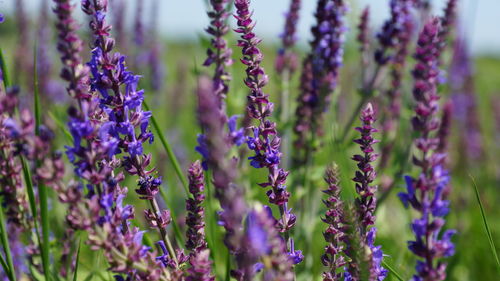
204 0 233 107
321 164 348 280
357 6 370 60
275 0 301 75
245 206 294 281
399 18 456 281
351 103 388 280
196 75 254 279
234 0 300 263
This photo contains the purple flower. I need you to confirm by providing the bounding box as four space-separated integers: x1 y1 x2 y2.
234 1 297 249
352 103 379 230
185 161 210 252
242 206 294 281
275 0 301 74
399 18 456 281
204 0 233 106
293 0 347 164
196 75 253 277
321 165 347 280
351 103 387 280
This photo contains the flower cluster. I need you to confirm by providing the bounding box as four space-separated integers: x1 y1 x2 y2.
378 0 414 170
398 19 456 281
185 161 210 253
196 75 254 278
81 1 181 268
321 165 347 281
234 1 299 263
293 0 347 163
204 0 233 106
352 103 388 280
275 0 301 74
244 206 294 281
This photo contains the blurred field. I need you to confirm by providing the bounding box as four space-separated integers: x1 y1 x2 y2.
1 6 500 281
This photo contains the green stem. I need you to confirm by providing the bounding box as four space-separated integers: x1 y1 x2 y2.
143 100 190 197
0 203 16 281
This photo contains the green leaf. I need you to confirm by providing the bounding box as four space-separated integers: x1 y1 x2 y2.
143 100 190 196
20 156 37 219
34 43 51 281
48 110 73 143
0 245 12 280
0 202 16 281
0 48 11 88
470 175 500 269
382 260 405 281
72 239 82 281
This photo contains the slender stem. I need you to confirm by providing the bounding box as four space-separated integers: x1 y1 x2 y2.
144 100 190 197
149 199 179 265
0 203 16 281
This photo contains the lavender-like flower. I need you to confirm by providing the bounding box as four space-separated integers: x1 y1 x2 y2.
321 164 347 281
204 0 233 106
449 37 483 162
185 161 214 281
234 0 299 263
185 160 209 252
244 206 294 281
292 0 347 164
398 19 456 281
357 7 370 70
54 1 169 279
353 103 378 230
275 0 301 75
352 103 388 280
378 0 414 170
185 249 215 281
196 76 254 279
81 0 182 267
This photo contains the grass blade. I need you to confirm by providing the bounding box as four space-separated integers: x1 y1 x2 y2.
48 110 73 143
469 175 500 269
0 252 11 278
20 156 37 219
72 239 82 281
382 260 404 281
33 43 51 281
0 48 11 88
0 203 16 281
143 100 189 196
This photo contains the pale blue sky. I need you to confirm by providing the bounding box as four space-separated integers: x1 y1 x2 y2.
1 0 499 55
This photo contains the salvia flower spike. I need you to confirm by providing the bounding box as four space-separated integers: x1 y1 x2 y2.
204 0 233 107
234 0 301 264
352 103 388 280
196 75 254 279
321 164 348 281
293 0 348 164
398 18 456 281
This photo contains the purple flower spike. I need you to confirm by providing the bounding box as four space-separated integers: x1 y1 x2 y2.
234 0 299 261
196 76 254 279
185 161 210 253
293 0 348 164
399 18 456 281
275 0 301 74
244 206 294 281
204 0 233 107
352 103 379 230
357 6 370 57
352 103 388 280
321 164 347 281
